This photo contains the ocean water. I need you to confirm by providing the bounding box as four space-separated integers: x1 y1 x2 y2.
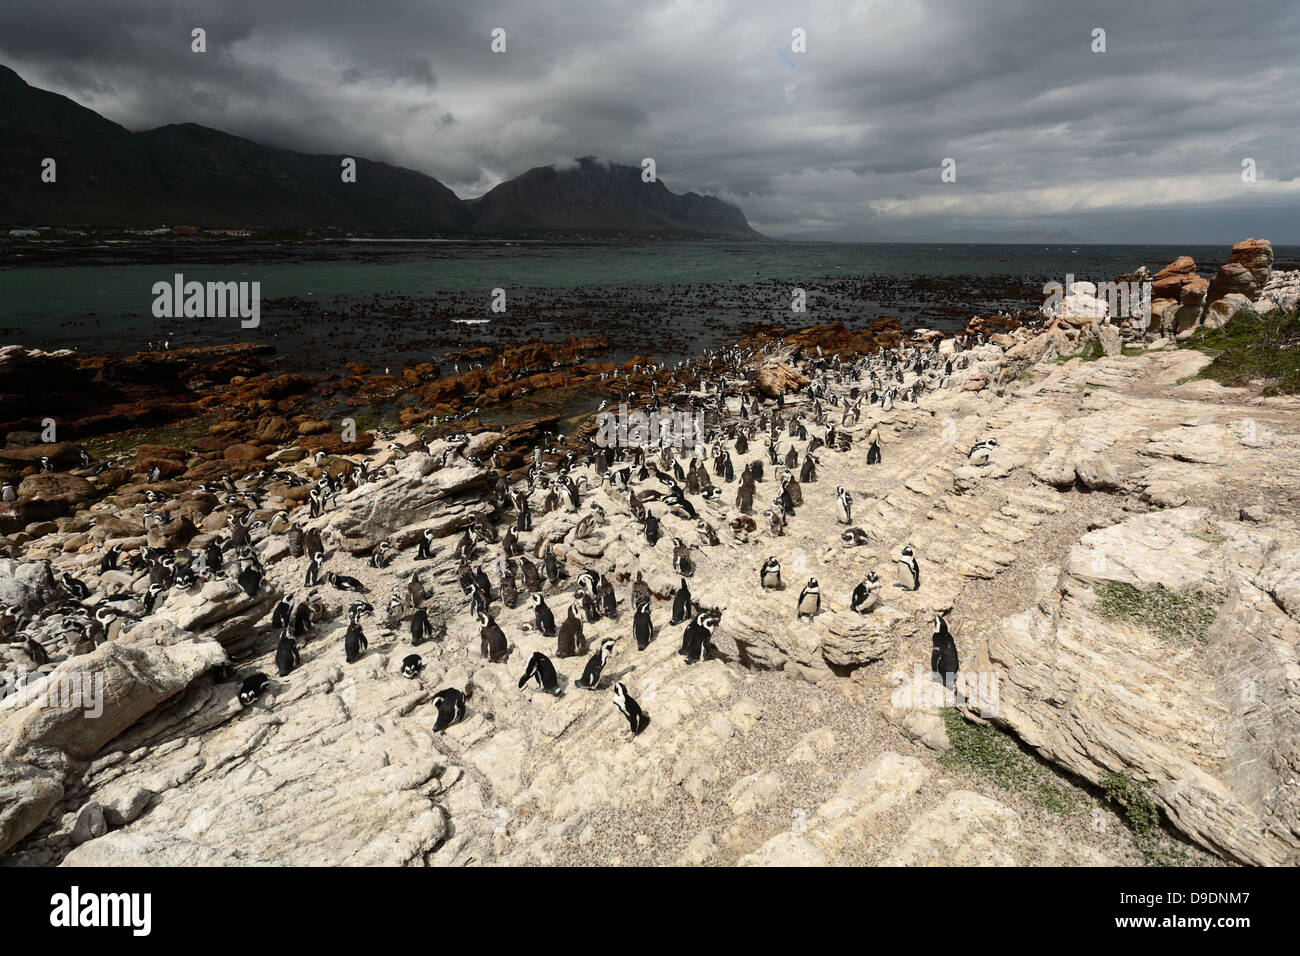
1 241 1292 365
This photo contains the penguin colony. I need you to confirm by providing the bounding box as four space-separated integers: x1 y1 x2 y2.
1 333 990 772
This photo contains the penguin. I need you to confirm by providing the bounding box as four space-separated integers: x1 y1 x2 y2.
271 593 294 630
670 577 692 625
518 651 560 694
520 557 543 593
644 512 661 547
931 614 959 688
678 611 717 664
760 555 782 589
305 551 324 587
543 548 561 585
866 426 882 465
556 602 585 658
416 528 436 560
841 527 870 547
410 606 434 645
672 538 695 577
431 688 466 732
478 611 509 663
632 598 653 650
401 654 424 679
575 639 615 690
532 592 557 637
407 571 428 608
328 571 368 593
275 632 300 677
796 577 821 619
968 438 999 466
898 545 920 591
236 564 262 598
238 672 271 707
850 571 882 614
344 620 368 663
99 543 122 574
835 485 852 524
612 681 648 736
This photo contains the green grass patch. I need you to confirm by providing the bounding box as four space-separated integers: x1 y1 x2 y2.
1093 582 1219 645
1100 772 1214 866
1180 307 1300 395
939 708 1085 815
82 417 212 462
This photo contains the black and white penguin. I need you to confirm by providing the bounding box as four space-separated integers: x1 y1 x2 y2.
410 607 434 645
271 593 294 630
275 631 300 677
328 571 368 593
344 619 368 663
850 571 882 614
416 528 436 560
760 555 782 589
401 654 424 679
841 527 870 547
835 485 852 524
99 543 122 573
670 578 693 625
644 512 661 547
478 611 509 663
931 614 959 688
305 551 324 587
679 611 718 664
866 426 882 465
431 687 466 732
236 564 262 598
796 578 821 619
632 598 653 650
238 672 271 707
612 682 648 737
518 651 560 694
532 592 557 637
575 638 616 690
968 438 999 466
898 545 920 591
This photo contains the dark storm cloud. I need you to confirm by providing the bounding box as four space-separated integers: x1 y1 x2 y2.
2 0 1297 241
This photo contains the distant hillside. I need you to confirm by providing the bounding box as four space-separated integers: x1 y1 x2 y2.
0 65 760 239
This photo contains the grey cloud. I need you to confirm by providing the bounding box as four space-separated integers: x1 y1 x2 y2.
0 0 1297 241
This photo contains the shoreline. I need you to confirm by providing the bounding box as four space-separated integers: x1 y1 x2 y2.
1 240 1298 868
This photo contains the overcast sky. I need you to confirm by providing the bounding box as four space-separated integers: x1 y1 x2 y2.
3 0 1298 242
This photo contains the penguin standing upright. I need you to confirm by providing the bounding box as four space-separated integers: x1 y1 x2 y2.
760 556 782 589
274 631 300 677
796 578 821 619
532 592 557 637
612 682 648 737
850 571 882 614
575 639 615 690
835 485 852 524
679 611 718 664
271 593 294 630
556 602 585 658
431 688 466 732
633 598 653 650
518 651 560 694
478 611 509 663
410 607 434 645
866 426 882 465
670 578 693 625
931 614 959 688
898 545 920 591
344 618 368 663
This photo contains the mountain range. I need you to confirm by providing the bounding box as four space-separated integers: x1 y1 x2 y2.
0 65 761 239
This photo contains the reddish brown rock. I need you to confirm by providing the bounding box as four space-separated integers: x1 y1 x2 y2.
1206 238 1273 303
223 443 270 461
